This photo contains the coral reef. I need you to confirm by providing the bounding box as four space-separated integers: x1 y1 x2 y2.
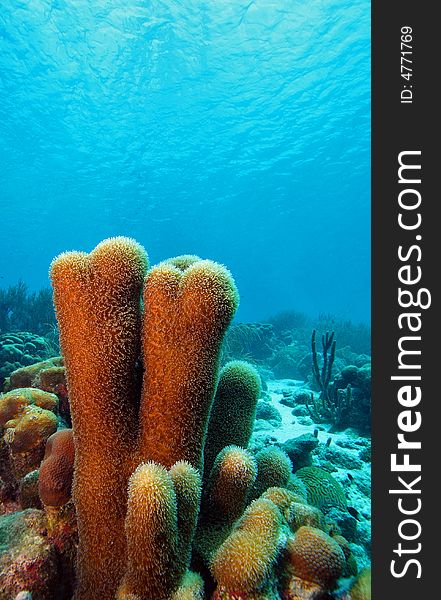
270 342 307 380
331 365 371 432
305 331 371 433
289 501 324 532
0 333 55 389
215 310 371 382
0 388 58 424
4 356 63 393
18 470 41 510
117 461 201 600
211 498 283 596
347 567 371 600
202 446 257 525
222 322 277 362
50 237 149 598
0 506 77 599
4 357 70 425
0 238 371 599
251 447 292 499
0 509 59 598
266 310 371 357
305 330 344 427
255 401 283 428
280 434 319 470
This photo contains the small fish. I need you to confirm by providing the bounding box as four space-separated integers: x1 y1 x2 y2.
347 506 360 520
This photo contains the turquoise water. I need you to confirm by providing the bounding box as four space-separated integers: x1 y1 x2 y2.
0 0 370 322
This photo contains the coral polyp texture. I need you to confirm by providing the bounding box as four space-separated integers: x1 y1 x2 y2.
139 257 239 471
50 237 149 599
203 361 261 478
3 358 70 425
0 237 370 599
0 332 54 389
203 445 257 525
0 388 58 424
347 567 371 600
251 446 293 499
119 463 187 599
211 497 283 595
3 357 63 393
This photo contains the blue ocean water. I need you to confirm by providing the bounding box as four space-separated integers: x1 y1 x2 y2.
0 0 370 323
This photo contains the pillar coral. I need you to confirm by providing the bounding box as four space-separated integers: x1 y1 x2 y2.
117 461 201 600
203 360 261 480
139 256 239 470
251 447 293 499
50 237 239 599
210 497 283 595
203 445 258 525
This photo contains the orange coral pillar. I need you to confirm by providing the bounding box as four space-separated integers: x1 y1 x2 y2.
51 237 148 599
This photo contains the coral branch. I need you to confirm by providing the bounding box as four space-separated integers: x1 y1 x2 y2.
139 258 239 471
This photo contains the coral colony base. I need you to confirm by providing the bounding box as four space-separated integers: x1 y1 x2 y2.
0 238 371 599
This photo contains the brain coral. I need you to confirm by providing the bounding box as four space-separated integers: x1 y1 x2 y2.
286 525 346 590
295 466 347 513
38 429 75 507
286 474 308 501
